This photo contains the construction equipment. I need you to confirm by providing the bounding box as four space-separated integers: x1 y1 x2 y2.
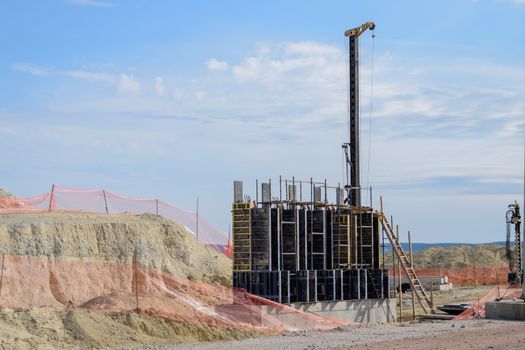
343 22 435 315
506 202 522 285
342 21 375 207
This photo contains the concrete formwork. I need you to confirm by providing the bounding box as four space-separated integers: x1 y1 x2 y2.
486 300 525 321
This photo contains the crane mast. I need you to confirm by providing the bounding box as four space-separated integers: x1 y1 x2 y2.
343 21 375 207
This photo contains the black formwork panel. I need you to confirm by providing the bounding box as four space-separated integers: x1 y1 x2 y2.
349 269 359 299
316 270 336 301
270 208 279 270
251 208 270 270
334 269 343 300
309 210 326 270
233 271 281 302
280 270 290 304
325 210 333 270
359 269 368 299
291 270 317 303
281 209 297 271
348 269 368 299
341 270 352 300
366 269 386 299
298 209 307 271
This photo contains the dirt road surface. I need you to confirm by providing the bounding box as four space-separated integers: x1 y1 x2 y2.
136 319 525 350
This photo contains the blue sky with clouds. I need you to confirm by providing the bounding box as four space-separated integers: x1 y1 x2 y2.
1 0 524 243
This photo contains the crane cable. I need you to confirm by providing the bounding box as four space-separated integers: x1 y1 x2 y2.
366 29 376 192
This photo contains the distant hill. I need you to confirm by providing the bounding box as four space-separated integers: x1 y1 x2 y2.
0 188 12 199
382 242 509 269
383 241 506 253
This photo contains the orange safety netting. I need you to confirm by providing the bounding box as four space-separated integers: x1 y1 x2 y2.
453 285 523 320
388 266 509 286
0 255 346 332
413 267 509 286
0 185 229 252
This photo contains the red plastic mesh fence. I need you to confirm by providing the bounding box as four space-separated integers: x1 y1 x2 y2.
0 255 347 332
453 285 523 320
0 185 229 250
413 267 509 286
388 266 509 286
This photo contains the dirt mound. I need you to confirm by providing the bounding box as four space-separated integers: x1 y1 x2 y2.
0 212 231 285
411 244 507 269
0 308 263 350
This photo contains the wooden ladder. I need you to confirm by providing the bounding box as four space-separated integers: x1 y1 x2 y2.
379 211 436 314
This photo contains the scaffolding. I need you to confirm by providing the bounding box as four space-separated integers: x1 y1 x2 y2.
232 178 388 304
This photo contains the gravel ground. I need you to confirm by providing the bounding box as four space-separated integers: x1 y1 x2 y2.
134 319 525 350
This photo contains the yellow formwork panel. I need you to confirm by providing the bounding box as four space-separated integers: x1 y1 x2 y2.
232 202 253 271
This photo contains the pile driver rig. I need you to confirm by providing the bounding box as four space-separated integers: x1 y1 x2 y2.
506 202 522 285
343 21 375 207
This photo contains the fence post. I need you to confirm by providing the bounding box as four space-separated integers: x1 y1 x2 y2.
133 253 139 312
48 184 55 212
430 282 434 307
102 190 109 214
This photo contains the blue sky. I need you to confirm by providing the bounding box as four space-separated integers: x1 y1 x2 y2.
1 0 524 243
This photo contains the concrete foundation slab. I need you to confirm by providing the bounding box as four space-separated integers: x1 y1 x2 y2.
291 299 397 323
486 300 525 321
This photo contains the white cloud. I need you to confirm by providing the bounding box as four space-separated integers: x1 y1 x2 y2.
154 76 165 96
5 38 524 244
206 58 229 71
69 0 113 8
117 74 140 94
46 41 524 190
62 70 115 83
11 63 50 76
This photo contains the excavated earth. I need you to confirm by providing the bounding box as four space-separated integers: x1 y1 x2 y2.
0 212 231 285
0 212 267 349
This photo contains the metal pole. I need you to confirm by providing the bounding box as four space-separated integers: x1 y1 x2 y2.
48 184 55 212
256 179 259 204
397 225 402 322
279 175 282 201
324 179 328 204
430 282 434 308
155 199 159 215
409 230 415 320
102 190 109 214
133 253 139 311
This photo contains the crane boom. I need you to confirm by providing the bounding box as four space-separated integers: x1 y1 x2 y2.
344 21 376 37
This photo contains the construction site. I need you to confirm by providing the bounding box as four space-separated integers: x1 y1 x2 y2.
1 5 525 350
